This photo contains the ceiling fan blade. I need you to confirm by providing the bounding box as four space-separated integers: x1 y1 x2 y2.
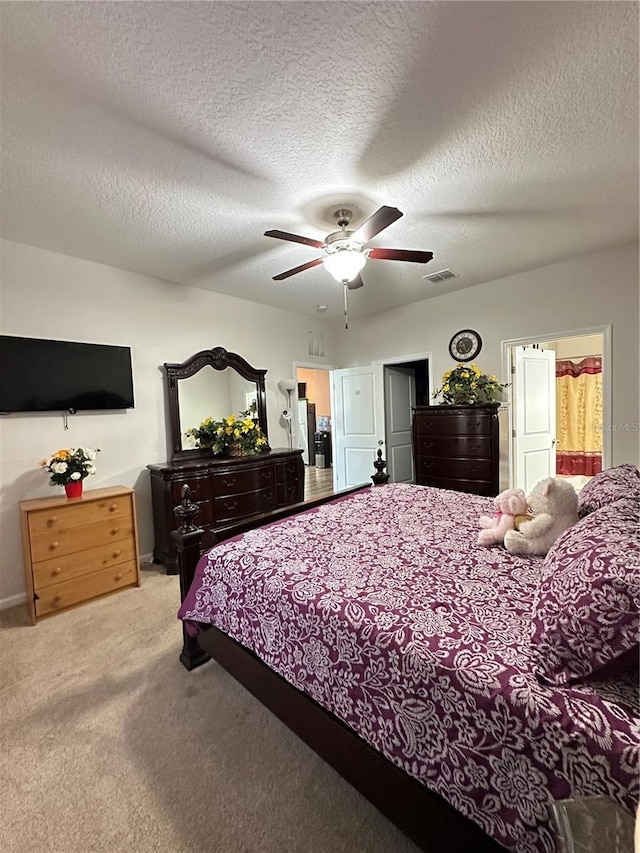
347 274 364 290
350 206 403 244
272 258 325 281
264 229 326 249
368 248 434 264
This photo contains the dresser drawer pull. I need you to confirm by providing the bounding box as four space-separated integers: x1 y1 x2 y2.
115 572 123 581
263 491 273 501
262 470 273 480
113 549 122 558
423 441 434 449
48 516 57 525
109 503 118 512
222 478 236 488
52 594 63 604
111 526 120 535
224 500 237 511
50 541 60 550
52 567 62 576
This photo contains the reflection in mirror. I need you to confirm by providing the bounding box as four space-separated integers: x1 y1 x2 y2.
179 367 259 450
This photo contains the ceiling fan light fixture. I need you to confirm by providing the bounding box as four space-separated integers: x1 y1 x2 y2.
323 250 366 283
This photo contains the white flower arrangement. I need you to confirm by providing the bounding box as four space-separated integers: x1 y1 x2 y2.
38 447 100 486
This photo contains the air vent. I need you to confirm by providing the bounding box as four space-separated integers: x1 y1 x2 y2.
307 332 325 358
422 268 459 283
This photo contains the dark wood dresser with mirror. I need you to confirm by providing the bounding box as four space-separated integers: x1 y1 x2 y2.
412 403 499 497
148 346 303 574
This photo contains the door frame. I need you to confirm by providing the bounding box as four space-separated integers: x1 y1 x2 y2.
291 361 338 451
372 351 434 394
501 325 612 488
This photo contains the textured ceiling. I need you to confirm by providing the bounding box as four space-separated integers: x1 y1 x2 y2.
1 1 638 322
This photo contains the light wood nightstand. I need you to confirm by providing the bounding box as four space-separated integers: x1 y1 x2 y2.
19 485 141 624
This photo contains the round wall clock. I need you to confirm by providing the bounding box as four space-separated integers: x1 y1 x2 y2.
448 329 482 362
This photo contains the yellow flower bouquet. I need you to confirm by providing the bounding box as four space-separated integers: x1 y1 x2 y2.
433 363 507 405
185 408 268 456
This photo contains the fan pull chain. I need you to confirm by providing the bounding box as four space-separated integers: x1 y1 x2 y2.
343 282 349 329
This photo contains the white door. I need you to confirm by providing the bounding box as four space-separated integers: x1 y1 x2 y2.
331 364 385 490
384 367 416 483
513 347 556 493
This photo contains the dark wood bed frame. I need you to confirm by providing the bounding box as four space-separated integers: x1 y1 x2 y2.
173 455 506 853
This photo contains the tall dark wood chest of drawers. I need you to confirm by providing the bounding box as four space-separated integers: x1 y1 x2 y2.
148 448 304 574
412 404 500 497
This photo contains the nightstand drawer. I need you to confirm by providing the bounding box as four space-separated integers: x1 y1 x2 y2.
28 494 132 536
29 517 135 564
35 560 138 618
33 539 136 590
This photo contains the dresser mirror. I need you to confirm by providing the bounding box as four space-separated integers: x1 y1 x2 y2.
164 347 268 460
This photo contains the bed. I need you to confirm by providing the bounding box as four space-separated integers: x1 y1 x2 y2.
176 464 639 853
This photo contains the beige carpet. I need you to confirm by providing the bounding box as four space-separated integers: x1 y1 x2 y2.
0 566 419 853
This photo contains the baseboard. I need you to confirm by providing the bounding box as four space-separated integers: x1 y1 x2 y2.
139 552 154 566
0 592 27 611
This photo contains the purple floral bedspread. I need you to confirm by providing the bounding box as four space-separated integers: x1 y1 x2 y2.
179 484 639 853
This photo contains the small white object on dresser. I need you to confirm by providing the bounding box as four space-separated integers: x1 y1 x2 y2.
19 485 141 624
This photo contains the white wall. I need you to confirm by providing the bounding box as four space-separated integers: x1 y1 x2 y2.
2 239 638 605
337 242 639 467
0 239 338 604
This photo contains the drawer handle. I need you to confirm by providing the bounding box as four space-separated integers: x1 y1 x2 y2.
113 549 122 558
263 491 273 501
53 594 63 604
109 503 118 512
111 526 120 535
50 541 60 550
48 516 57 525
262 471 273 480
224 501 237 511
52 567 62 576
222 478 236 488
116 572 123 580
423 441 434 449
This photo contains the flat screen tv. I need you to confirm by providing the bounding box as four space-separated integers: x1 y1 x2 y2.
0 335 135 413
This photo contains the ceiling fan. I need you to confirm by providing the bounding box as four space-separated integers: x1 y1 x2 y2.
264 206 433 327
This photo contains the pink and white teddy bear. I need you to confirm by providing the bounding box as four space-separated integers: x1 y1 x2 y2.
504 477 578 557
477 487 529 546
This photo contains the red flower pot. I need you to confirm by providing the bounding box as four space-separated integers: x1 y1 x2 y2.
64 480 83 499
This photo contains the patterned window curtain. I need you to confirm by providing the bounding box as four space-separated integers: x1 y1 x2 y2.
556 357 603 476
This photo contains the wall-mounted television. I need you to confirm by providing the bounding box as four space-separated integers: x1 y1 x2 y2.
0 335 135 413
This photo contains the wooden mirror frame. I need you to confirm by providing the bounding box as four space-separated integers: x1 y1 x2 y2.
164 347 268 461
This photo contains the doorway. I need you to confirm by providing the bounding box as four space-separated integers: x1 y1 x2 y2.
331 353 432 489
502 326 611 493
294 364 334 499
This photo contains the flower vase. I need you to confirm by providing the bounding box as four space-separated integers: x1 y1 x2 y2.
64 480 83 498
